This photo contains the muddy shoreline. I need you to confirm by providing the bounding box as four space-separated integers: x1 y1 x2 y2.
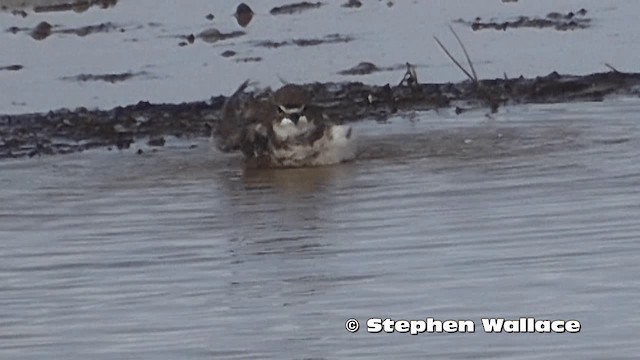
2 70 639 159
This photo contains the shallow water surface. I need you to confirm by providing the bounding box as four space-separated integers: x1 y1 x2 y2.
1 99 640 359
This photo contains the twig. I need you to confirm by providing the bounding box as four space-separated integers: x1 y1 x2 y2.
433 35 476 83
398 62 419 87
449 25 478 83
434 30 502 113
231 79 250 97
604 63 621 73
276 74 289 85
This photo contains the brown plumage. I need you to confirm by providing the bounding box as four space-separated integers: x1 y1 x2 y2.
273 84 313 108
214 80 275 152
214 81 356 168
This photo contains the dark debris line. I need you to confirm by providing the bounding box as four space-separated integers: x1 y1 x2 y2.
0 64 23 71
253 34 353 49
270 2 324 15
59 71 153 83
2 71 640 159
460 9 591 31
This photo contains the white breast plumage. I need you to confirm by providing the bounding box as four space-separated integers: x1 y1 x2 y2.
270 122 356 167
272 116 313 141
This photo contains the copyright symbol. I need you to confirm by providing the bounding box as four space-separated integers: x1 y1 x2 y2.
345 318 360 333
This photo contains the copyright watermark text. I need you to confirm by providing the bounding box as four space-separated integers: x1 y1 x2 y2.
345 317 581 334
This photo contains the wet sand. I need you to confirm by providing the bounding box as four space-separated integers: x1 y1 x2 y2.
1 0 640 114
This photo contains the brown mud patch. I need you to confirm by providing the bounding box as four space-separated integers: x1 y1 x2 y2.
254 33 353 48
60 71 154 83
2 70 640 159
174 29 243 46
234 3 254 27
9 21 133 40
10 9 27 16
337 62 406 76
342 0 362 8
0 64 23 72
0 100 222 158
458 9 590 31
33 0 118 13
221 50 237 58
1 0 117 14
234 57 262 63
198 28 245 43
177 33 195 47
270 2 323 15
58 21 126 36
